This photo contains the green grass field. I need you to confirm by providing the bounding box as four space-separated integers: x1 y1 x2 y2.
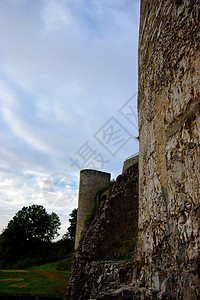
0 261 71 297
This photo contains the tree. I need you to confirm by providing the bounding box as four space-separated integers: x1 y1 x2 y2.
63 209 77 243
2 205 61 243
1 205 61 266
68 209 77 242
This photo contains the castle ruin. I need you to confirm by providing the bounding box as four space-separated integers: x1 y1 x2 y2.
75 169 111 249
68 1 199 298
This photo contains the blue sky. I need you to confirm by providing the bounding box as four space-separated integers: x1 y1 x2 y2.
0 0 140 238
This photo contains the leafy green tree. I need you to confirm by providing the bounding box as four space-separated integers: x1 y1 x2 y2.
3 205 61 242
1 205 61 266
62 209 77 243
67 209 77 242
0 235 4 268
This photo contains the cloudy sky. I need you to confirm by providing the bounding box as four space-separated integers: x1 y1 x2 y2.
0 0 140 238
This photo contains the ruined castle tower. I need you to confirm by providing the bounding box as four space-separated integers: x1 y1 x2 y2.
68 1 199 298
138 0 199 296
75 169 111 249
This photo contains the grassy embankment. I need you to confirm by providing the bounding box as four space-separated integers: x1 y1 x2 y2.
0 256 73 297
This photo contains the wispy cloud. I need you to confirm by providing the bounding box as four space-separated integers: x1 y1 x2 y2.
0 0 140 237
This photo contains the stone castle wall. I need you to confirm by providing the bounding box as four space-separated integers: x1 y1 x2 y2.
75 169 110 249
122 154 139 174
137 0 199 297
77 162 138 260
68 1 200 299
68 163 139 299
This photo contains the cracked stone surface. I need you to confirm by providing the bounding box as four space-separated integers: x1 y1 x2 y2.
67 1 200 299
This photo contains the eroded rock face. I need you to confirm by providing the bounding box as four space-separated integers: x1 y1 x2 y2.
68 261 135 300
78 163 138 261
67 1 199 299
137 0 200 298
67 163 139 299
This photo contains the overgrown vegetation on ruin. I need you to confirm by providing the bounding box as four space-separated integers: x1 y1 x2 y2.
84 202 100 229
95 180 115 197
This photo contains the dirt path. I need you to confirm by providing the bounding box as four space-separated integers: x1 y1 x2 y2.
34 271 67 285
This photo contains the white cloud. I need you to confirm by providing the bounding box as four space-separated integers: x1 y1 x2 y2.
42 0 72 33
0 0 140 235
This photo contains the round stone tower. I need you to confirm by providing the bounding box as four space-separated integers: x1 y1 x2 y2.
75 169 111 249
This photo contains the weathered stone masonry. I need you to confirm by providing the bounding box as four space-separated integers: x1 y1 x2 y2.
67 162 139 299
122 154 139 174
68 1 200 299
137 0 199 297
75 169 110 249
77 161 139 261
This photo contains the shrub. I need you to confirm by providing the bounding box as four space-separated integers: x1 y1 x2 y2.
11 257 45 269
96 180 115 197
84 203 100 229
55 254 74 271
